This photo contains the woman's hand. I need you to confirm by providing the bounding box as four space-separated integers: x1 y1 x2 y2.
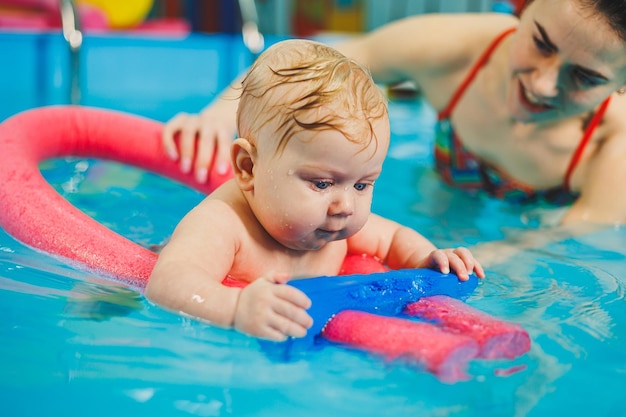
162 102 238 183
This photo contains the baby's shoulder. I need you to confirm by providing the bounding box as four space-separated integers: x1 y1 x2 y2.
187 183 250 232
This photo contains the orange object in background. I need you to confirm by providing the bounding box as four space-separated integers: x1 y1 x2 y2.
326 0 363 33
510 0 526 15
293 0 364 37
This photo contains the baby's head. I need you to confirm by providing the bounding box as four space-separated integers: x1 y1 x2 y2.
236 39 388 155
232 40 390 252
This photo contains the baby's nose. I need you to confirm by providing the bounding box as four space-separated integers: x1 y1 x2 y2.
328 191 354 216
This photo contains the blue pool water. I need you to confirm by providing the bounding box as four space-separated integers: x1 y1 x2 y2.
1 28 626 415
1 98 625 417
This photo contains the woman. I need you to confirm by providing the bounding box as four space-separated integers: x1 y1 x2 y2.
162 0 626 225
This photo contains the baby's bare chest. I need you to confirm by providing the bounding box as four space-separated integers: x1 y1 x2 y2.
229 241 348 283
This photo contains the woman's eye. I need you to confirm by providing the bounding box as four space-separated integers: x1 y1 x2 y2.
314 180 332 190
354 183 369 191
573 68 603 88
532 36 552 55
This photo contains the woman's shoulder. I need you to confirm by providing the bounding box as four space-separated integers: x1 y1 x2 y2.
600 93 626 148
605 93 626 121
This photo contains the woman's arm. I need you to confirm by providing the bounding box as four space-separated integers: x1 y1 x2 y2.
564 98 626 224
332 13 518 95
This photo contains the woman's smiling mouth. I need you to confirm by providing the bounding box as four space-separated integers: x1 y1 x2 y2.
518 80 555 112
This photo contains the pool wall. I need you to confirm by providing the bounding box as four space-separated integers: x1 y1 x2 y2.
0 30 280 122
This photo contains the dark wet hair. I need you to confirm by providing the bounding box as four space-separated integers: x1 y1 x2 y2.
521 0 626 41
581 0 626 41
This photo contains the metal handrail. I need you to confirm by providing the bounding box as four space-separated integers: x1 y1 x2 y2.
238 0 264 56
59 0 82 104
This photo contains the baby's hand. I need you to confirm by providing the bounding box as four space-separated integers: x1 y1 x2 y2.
233 273 313 341
427 247 485 281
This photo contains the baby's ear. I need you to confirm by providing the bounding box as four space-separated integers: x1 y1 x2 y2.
231 137 256 191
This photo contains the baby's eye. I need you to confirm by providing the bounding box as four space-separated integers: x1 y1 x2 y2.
354 183 369 191
313 180 332 190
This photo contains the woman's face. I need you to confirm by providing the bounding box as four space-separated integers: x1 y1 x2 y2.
507 0 626 123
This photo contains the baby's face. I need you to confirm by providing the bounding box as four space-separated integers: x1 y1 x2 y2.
250 116 390 251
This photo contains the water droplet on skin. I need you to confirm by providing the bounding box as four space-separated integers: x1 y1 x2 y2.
287 169 294 175
191 294 205 303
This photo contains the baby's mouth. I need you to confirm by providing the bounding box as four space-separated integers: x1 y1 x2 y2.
317 228 343 239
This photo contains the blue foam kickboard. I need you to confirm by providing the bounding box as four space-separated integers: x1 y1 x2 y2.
261 268 479 358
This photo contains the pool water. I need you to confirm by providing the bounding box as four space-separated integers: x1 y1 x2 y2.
1 99 625 417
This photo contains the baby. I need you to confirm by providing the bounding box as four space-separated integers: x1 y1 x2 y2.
146 39 484 341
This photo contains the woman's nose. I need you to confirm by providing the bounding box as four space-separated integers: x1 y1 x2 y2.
531 59 561 98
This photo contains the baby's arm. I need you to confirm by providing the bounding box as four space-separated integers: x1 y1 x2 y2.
347 214 485 280
146 198 312 341
146 200 242 326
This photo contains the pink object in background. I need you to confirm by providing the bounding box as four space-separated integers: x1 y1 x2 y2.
0 0 59 29
0 0 107 30
0 0 189 35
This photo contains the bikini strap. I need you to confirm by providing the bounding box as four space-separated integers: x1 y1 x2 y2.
563 96 612 190
438 27 516 120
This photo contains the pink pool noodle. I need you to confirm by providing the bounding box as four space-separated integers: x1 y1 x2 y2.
405 295 531 359
323 310 479 383
0 106 230 286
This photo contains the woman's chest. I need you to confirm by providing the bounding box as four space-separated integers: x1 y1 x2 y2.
449 94 594 188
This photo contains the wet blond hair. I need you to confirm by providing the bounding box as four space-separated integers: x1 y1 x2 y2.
236 39 388 155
